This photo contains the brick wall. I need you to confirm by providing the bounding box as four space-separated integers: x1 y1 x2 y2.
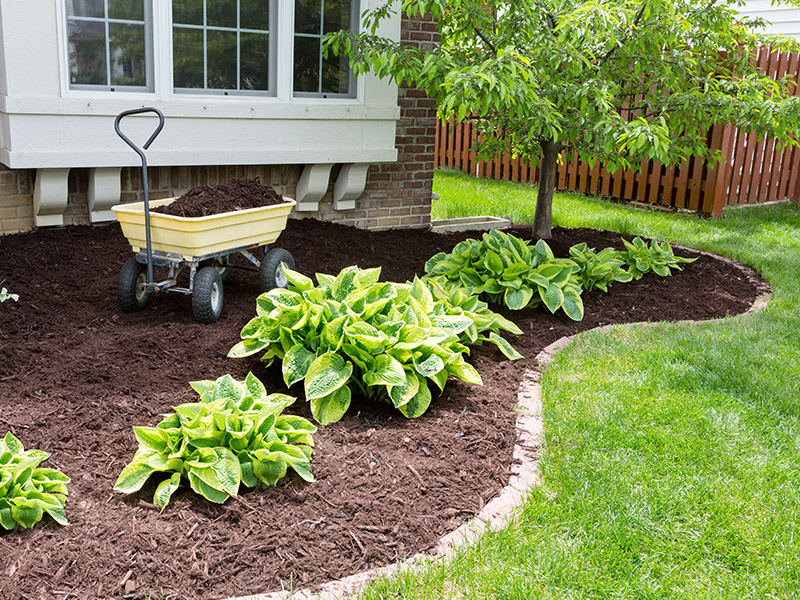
0 167 35 234
0 12 439 236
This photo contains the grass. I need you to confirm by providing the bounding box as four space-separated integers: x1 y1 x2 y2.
352 169 800 599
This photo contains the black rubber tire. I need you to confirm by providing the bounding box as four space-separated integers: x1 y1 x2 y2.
259 248 295 292
192 267 224 324
117 257 150 313
199 257 233 282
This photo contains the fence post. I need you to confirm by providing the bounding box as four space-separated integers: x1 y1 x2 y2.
706 124 736 217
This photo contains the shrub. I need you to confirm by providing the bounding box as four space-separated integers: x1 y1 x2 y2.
568 243 633 292
0 432 69 530
114 373 315 509
229 266 522 425
424 230 584 320
621 237 698 280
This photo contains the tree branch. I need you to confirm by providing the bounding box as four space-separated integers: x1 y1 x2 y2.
597 0 649 69
473 27 497 55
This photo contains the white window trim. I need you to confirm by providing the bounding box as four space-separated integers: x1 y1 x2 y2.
56 0 367 107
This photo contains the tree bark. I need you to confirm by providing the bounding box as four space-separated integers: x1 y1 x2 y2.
533 140 563 240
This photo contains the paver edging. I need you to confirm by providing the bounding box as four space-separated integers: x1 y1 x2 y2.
228 249 771 600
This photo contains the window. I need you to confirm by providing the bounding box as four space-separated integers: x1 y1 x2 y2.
172 0 276 95
294 0 358 97
66 0 152 91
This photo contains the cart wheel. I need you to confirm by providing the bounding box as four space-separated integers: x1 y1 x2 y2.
117 258 150 312
200 257 233 282
193 267 224 324
259 248 295 291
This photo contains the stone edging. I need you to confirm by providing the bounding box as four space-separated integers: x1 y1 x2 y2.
229 249 771 600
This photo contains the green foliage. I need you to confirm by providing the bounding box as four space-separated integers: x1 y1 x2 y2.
621 237 697 280
0 432 69 531
229 266 521 425
329 0 800 235
114 373 316 509
424 230 584 320
0 280 19 303
568 242 633 292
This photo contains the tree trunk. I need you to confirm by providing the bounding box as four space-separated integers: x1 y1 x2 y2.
533 140 563 240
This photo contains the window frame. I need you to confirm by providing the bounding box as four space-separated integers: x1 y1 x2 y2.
58 0 366 102
65 0 155 93
171 0 279 97
292 0 359 99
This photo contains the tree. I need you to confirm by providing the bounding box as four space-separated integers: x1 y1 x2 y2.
328 0 800 238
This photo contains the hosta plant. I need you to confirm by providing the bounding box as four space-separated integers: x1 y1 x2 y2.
424 229 584 320
229 266 521 425
568 243 633 292
0 280 18 303
114 373 316 509
0 432 69 531
621 237 697 280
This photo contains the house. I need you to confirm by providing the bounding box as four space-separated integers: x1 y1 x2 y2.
0 1 439 235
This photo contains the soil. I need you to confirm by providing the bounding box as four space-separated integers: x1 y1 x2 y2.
152 178 285 218
0 218 765 600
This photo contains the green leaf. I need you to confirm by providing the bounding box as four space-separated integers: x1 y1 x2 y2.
363 354 407 387
397 383 432 418
133 427 170 452
561 288 585 321
504 286 533 310
542 284 565 314
488 332 524 360
305 352 353 400
11 499 43 530
153 472 182 509
228 337 270 358
283 267 315 291
188 470 231 504
282 344 317 387
447 359 482 385
310 385 352 425
414 353 445 377
114 457 155 494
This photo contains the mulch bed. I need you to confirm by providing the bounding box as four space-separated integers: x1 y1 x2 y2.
0 218 765 600
152 178 285 217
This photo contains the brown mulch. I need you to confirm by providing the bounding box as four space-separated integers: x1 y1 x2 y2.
152 178 285 217
0 218 765 600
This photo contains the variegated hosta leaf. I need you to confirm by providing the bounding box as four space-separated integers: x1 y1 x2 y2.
0 433 70 530
114 374 315 508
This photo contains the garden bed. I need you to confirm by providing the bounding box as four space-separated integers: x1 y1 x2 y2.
0 219 764 600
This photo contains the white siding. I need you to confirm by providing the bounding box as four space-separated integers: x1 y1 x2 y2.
0 0 401 169
737 1 800 41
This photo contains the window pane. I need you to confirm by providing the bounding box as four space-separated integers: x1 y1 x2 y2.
294 36 319 93
240 32 269 90
108 0 144 21
295 0 320 35
207 0 236 28
207 29 237 89
173 0 203 25
173 27 204 87
322 49 349 94
240 0 269 32
67 19 107 85
66 0 104 18
323 0 352 34
109 23 147 86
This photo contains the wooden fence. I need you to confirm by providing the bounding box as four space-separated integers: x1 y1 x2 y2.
434 47 800 217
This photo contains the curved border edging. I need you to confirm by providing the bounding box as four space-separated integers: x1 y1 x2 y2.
228 250 771 600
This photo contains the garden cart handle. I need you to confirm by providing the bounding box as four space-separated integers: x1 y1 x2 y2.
114 107 165 288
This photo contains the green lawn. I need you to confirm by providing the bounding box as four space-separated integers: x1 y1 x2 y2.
353 170 800 599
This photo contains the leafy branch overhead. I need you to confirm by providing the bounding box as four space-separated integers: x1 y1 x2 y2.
327 0 800 237
229 266 522 425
